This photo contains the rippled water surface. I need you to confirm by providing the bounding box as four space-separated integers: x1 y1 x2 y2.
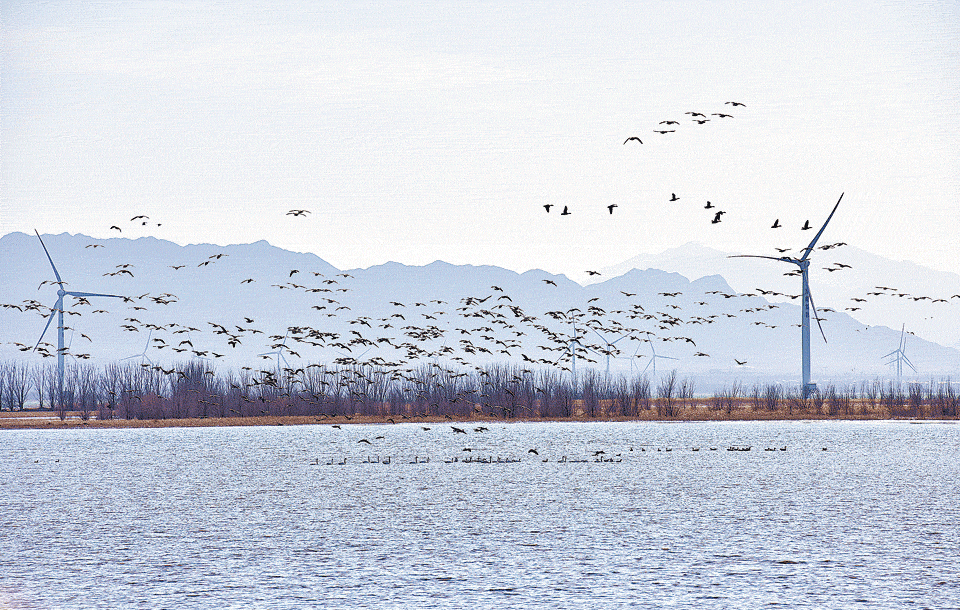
2 420 959 609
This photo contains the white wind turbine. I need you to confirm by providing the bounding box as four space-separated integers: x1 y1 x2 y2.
591 327 632 378
121 329 155 367
554 315 599 394
33 230 125 401
883 324 917 380
258 330 292 377
730 193 843 397
639 341 678 376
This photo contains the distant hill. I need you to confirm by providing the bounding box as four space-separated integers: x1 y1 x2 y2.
2 232 957 390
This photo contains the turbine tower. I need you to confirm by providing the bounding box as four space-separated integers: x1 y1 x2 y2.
883 324 917 380
33 230 125 402
730 193 843 397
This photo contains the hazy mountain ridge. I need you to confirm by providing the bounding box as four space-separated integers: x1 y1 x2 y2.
2 232 957 388
602 242 960 349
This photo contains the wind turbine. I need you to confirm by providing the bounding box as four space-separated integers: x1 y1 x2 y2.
258 330 292 377
121 329 155 367
883 324 917 380
729 193 843 397
33 230 125 401
554 316 599 394
641 341 678 376
591 328 631 377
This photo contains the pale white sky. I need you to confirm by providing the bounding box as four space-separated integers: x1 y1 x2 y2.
3 1 958 280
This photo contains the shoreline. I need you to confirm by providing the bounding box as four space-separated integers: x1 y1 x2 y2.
2 410 955 430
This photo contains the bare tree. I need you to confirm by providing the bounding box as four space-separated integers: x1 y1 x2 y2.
657 370 680 417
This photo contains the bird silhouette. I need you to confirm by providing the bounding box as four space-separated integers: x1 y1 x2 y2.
670 193 679 201
560 206 570 215
725 101 746 107
654 130 675 134
544 204 553 213
801 220 811 230
586 270 600 276
660 120 679 125
771 219 781 228
734 359 747 366
623 137 643 145
110 226 121 232
712 211 725 224
287 209 310 216
607 204 617 214
704 201 714 209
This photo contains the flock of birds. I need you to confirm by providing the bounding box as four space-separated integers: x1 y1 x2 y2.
4 222 959 384
5 99 958 393
310 424 818 467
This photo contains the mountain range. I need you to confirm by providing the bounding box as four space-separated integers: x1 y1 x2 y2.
2 231 957 390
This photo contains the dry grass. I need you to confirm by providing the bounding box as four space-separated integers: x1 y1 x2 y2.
3 397 948 430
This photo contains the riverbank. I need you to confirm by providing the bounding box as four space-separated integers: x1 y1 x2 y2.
2 407 955 430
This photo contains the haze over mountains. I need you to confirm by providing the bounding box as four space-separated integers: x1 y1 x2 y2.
2 231 957 389
601 242 960 350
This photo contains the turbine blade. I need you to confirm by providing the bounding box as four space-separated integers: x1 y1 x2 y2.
800 193 843 262
35 306 58 350
902 355 918 374
807 291 828 343
728 254 796 263
65 291 124 299
35 230 64 285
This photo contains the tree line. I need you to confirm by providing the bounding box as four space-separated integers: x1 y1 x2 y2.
0 360 958 421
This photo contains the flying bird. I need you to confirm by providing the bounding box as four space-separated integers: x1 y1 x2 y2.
560 206 570 216
586 270 601 276
734 359 747 366
607 204 617 214
712 211 725 224
771 219 781 228
623 137 643 145
704 201 714 209
110 226 121 232
543 279 557 286
801 220 811 230
725 101 746 107
654 130 675 134
660 120 679 125
670 193 679 201
287 209 310 216
544 204 553 213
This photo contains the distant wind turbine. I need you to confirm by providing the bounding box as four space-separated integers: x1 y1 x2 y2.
640 341 678 376
121 329 155 367
591 328 631 378
883 324 917 380
258 330 292 377
729 193 843 397
554 316 599 394
33 230 125 401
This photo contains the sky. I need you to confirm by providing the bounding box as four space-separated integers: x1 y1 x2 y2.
3 0 959 282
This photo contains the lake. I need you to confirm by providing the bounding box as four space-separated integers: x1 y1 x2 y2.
2 420 958 609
